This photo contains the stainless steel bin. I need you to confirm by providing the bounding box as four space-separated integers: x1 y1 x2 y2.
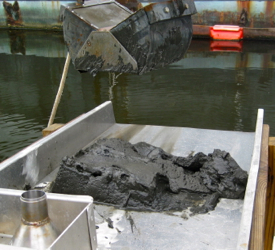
0 188 97 250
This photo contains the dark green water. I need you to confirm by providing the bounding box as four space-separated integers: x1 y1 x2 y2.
1 30 275 162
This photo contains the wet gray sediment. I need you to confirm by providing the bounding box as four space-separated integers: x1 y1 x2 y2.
52 138 248 214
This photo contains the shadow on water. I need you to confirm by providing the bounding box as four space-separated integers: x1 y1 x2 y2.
0 30 275 162
8 30 26 55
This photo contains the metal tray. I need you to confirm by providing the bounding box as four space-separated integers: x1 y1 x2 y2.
0 101 263 250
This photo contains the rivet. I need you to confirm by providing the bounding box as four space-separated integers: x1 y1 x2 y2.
164 7 169 13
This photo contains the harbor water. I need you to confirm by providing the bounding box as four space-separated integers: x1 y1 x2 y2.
0 30 275 162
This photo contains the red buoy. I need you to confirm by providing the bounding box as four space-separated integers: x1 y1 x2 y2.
210 25 244 40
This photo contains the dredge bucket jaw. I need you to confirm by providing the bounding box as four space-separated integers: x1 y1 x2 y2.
61 0 197 75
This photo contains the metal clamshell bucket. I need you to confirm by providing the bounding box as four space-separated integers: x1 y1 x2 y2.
60 0 197 75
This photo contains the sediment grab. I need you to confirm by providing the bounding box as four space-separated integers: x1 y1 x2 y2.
52 138 248 215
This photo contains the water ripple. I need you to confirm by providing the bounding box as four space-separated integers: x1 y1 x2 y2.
0 114 43 162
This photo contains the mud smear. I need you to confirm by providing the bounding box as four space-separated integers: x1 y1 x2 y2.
52 138 248 215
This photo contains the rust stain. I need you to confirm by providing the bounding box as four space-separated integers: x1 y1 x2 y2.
143 0 170 12
266 1 275 27
95 49 100 57
220 11 224 23
266 1 274 18
143 3 154 12
237 1 251 27
193 10 240 26
116 0 143 12
2 0 23 26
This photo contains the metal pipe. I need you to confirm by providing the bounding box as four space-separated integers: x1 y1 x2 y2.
11 190 59 249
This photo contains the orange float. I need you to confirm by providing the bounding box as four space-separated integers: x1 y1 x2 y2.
210 25 244 40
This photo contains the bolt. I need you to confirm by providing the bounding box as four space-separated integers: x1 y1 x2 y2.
164 7 169 13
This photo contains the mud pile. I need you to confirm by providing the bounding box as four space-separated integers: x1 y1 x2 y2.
52 138 248 214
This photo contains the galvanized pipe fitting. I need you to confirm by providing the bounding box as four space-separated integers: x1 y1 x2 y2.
11 190 59 249
21 190 49 225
